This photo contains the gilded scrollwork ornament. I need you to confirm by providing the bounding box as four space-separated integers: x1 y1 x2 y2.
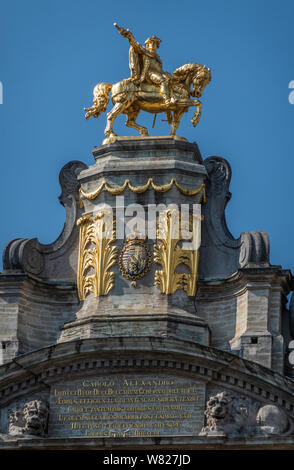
119 231 152 287
181 212 202 296
77 210 118 300
154 209 201 296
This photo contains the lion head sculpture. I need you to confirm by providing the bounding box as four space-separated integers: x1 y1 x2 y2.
8 399 49 437
23 400 49 436
200 391 258 437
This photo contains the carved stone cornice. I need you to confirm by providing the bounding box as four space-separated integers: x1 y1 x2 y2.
197 266 292 301
1 337 294 416
1 434 294 450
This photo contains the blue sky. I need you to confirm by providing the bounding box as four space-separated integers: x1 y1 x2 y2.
1 0 294 290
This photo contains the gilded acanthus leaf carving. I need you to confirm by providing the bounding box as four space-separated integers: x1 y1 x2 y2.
181 212 202 297
77 211 118 300
154 209 201 296
182 249 199 296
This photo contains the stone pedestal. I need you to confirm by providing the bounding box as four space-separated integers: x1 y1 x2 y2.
58 137 210 345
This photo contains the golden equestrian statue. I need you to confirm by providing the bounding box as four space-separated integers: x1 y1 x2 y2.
85 23 211 141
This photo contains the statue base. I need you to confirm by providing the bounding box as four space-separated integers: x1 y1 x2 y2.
58 137 208 344
58 311 211 345
102 135 188 145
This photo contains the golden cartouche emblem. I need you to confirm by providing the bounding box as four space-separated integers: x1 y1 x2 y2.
119 232 152 287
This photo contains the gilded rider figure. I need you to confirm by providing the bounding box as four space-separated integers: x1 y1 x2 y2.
114 23 175 106
85 24 211 138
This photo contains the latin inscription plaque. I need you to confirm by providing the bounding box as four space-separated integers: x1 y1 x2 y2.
49 374 205 437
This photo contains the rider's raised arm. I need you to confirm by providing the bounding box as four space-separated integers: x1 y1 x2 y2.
114 23 146 54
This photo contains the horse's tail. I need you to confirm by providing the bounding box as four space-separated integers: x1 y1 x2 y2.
84 83 112 120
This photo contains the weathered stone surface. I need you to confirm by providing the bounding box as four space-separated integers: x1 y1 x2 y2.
58 312 210 345
256 404 291 435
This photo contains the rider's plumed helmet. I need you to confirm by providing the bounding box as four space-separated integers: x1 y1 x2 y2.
144 36 161 48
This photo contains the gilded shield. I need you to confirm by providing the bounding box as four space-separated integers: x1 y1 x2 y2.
119 235 152 286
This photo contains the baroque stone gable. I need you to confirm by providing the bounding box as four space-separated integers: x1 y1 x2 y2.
0 138 293 449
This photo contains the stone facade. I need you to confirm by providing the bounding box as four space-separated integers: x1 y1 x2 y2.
0 137 293 449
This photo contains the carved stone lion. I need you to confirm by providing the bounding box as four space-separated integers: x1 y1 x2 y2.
23 400 49 436
200 391 258 437
200 391 293 437
9 400 49 437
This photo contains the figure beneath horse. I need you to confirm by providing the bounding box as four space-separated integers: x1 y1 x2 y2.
85 24 211 141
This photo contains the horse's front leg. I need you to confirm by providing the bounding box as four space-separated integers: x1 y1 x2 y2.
105 102 126 138
191 100 202 127
173 99 202 128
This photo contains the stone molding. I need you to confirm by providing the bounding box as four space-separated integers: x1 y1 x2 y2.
1 434 294 450
197 266 291 300
1 338 294 416
91 137 203 163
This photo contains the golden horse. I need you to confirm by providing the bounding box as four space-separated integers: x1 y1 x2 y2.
85 63 211 139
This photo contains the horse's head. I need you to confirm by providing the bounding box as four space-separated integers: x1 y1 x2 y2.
191 65 211 98
172 63 211 99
